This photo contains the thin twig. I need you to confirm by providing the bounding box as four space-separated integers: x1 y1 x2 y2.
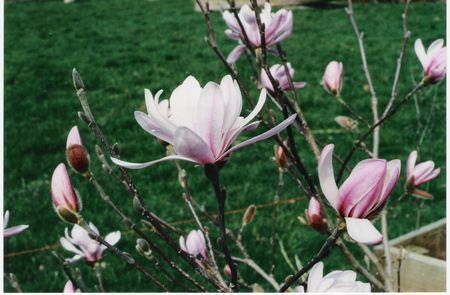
336 94 371 127
4 273 23 293
270 171 283 275
93 264 105 292
52 251 87 292
380 209 394 291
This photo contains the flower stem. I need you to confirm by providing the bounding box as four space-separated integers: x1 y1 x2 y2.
204 164 238 292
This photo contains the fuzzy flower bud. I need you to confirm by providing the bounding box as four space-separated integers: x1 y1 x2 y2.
66 126 89 174
335 116 357 130
305 198 325 231
275 140 288 170
242 204 256 226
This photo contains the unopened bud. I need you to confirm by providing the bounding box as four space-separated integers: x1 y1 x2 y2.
66 126 90 174
275 140 288 169
112 143 120 156
72 68 85 90
77 112 91 124
242 205 256 226
335 116 357 130
224 264 232 278
411 188 433 200
136 239 152 257
305 198 327 231
133 196 145 215
57 207 80 224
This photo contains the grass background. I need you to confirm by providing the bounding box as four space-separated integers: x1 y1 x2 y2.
4 0 446 292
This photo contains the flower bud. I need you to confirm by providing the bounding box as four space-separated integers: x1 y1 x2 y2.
335 116 357 130
242 204 256 226
66 126 89 174
322 61 343 94
51 163 81 222
275 140 288 170
305 198 325 231
224 264 232 278
136 238 152 257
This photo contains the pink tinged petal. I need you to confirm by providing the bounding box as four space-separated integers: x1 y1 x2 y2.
105 231 121 247
316 277 337 292
64 280 76 293
144 89 176 135
242 121 260 132
66 126 83 148
417 167 440 185
292 82 307 89
240 88 267 127
260 68 274 92
324 270 357 283
426 38 444 58
179 236 187 252
227 44 246 64
269 11 293 45
414 39 427 69
134 111 174 144
225 29 240 41
295 286 305 293
412 161 435 184
366 159 401 217
222 11 240 33
173 127 216 164
4 225 29 238
219 114 296 160
220 76 243 134
60 237 84 257
51 163 79 212
307 262 324 292
195 82 225 158
345 217 383 245
88 222 100 235
169 76 202 129
318 144 340 209
338 159 387 218
110 154 198 170
406 150 417 180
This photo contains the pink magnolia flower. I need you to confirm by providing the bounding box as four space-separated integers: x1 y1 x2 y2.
297 262 371 292
179 229 207 260
415 38 446 83
63 280 77 293
406 150 440 192
318 144 400 245
111 75 296 169
260 63 306 92
4 211 29 238
66 126 89 174
60 222 121 263
322 61 343 94
223 3 293 63
51 163 81 215
305 198 325 231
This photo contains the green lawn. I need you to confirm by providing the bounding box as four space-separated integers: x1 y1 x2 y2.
4 0 445 292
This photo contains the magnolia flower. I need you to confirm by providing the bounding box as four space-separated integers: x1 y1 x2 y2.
305 198 325 231
51 163 81 222
60 223 121 263
66 126 89 174
111 75 296 169
260 63 306 92
318 144 400 245
223 3 293 63
322 61 343 94
406 151 440 197
63 280 77 293
179 229 207 260
414 38 446 83
4 211 28 238
297 262 371 292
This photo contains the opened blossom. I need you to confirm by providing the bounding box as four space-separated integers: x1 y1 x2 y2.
297 262 371 292
406 151 440 197
60 222 121 263
223 3 293 63
260 63 306 92
414 38 446 83
179 229 207 260
111 75 296 169
318 144 400 245
4 211 29 238
322 61 343 94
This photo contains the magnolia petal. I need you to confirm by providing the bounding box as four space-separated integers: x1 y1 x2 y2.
220 75 243 133
66 126 83 148
195 82 224 158
144 89 176 135
240 88 267 128
169 77 202 130
417 167 440 185
134 111 174 144
406 150 417 180
345 217 383 245
4 225 29 238
307 262 324 292
220 114 296 159
226 44 246 64
105 231 121 246
414 39 427 69
111 155 197 169
427 38 444 58
292 82 307 89
64 280 76 293
4 211 9 229
318 144 340 209
242 121 260 132
60 237 84 256
173 127 215 164
179 236 187 252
